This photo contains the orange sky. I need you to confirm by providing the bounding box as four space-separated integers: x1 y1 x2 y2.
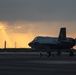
0 1 76 49
0 21 76 48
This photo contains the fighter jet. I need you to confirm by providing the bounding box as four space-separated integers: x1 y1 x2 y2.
28 28 76 56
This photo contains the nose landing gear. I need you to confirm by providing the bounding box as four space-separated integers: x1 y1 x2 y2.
47 52 51 57
57 49 61 56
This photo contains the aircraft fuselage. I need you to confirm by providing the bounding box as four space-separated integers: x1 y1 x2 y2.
29 37 75 50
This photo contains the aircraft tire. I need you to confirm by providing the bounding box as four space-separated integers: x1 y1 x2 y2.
69 50 74 56
57 50 61 56
47 52 51 57
39 53 42 57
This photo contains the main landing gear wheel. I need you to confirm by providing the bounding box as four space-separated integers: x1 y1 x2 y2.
69 50 74 56
39 52 42 57
57 50 61 56
47 52 51 57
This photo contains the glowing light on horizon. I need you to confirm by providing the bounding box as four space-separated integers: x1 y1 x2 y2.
0 23 13 48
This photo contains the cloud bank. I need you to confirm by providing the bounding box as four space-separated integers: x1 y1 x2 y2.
0 0 76 21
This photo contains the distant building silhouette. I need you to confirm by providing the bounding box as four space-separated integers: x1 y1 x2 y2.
4 41 6 49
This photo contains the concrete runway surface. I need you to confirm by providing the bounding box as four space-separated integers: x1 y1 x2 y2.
0 52 76 75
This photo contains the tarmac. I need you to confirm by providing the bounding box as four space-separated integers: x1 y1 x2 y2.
0 52 76 75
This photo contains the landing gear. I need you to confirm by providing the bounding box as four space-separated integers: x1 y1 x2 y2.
47 52 51 57
57 49 61 56
69 50 74 56
39 52 42 57
39 51 51 57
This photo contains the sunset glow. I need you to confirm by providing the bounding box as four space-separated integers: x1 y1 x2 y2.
0 21 75 49
0 0 76 49
0 22 13 48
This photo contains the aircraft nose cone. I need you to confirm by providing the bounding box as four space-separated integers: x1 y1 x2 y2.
28 42 32 47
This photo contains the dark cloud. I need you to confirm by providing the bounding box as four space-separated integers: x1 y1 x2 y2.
0 0 76 21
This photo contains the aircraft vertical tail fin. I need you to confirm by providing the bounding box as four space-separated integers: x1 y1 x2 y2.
58 27 66 41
